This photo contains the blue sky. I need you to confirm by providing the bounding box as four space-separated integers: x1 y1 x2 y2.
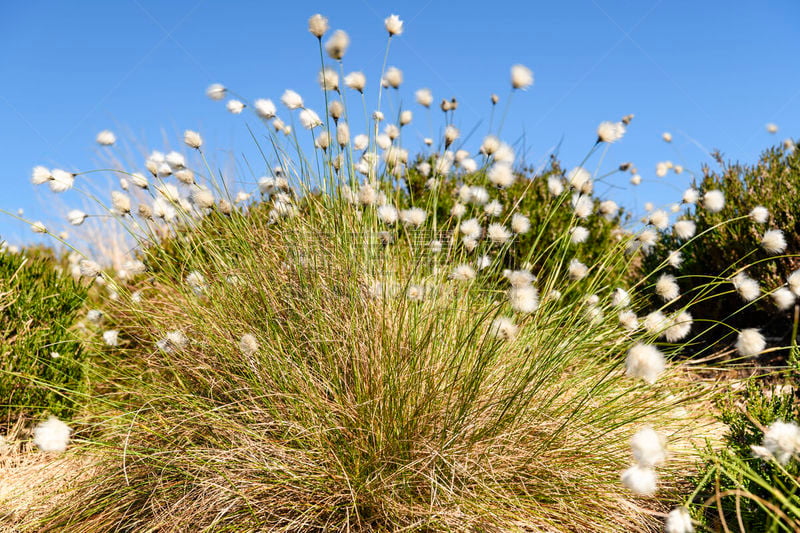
1 0 798 246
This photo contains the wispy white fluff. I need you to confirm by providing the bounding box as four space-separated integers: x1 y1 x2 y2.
489 317 518 340
511 213 530 234
567 167 592 193
484 200 503 217
383 66 403 88
377 205 398 225
665 507 694 533
450 264 476 281
509 285 539 314
761 229 787 255
308 14 329 37
281 89 304 109
568 258 588 281
384 14 403 35
103 330 119 347
664 312 692 342
570 226 589 244
736 328 765 357
239 334 259 356
96 130 116 146
487 223 511 244
625 343 665 384
750 206 769 223
510 64 534 89
620 464 657 496
655 273 679 301
206 83 226 100
487 163 515 188
400 207 426 227
732 272 760 302
667 250 683 268
611 288 630 308
49 169 75 193
703 190 725 212
571 194 593 219
648 209 669 230
547 176 564 196
631 426 667 467
597 121 625 143
32 416 71 453
67 210 88 226
682 188 699 204
673 220 696 240
415 88 433 107
619 310 639 330
299 108 322 129
226 99 245 114
789 270 800 296
760 421 800 465
324 30 350 60
772 287 796 310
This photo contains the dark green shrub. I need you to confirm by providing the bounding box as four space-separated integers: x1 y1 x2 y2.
0 248 88 425
643 142 800 356
690 380 800 531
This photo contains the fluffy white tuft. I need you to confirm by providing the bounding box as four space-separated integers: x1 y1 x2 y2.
735 328 766 357
625 343 666 384
620 464 657 496
32 416 71 453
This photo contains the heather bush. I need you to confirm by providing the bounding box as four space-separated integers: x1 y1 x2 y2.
0 247 87 424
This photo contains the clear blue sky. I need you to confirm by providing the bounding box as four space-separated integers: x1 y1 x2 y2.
1 0 798 246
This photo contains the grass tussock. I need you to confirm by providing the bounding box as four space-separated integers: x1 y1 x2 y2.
19 201 715 532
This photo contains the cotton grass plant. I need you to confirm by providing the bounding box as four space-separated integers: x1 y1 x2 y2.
5 10 792 532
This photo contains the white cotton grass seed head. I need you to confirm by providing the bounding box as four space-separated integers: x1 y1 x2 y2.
239 333 259 356
655 273 679 302
509 285 539 314
67 210 88 226
505 269 535 288
484 200 503 217
281 89 304 110
736 328 766 357
487 163 515 188
573 195 594 220
703 189 725 213
611 288 630 308
49 169 75 193
597 121 625 143
206 83 226 100
733 272 760 302
664 312 692 343
788 270 800 296
570 226 589 244
383 67 403 89
415 88 433 107
325 30 350 60
568 259 588 281
184 130 202 149
630 426 667 467
384 14 403 35
32 416 71 453
630 174 642 185
226 99 245 114
673 220 696 240
682 188 699 204
510 64 534 90
772 287 796 310
400 207 426 227
450 264 476 281
31 166 51 185
344 71 366 92
620 464 657 496
299 109 322 129
79 259 101 278
619 310 639 330
625 343 666 384
547 176 564 196
253 98 276 119
761 421 800 465
667 250 683 268
648 209 669 229
480 135 500 155
308 13 329 38
761 229 787 255
377 205 398 225
489 317 518 341
103 330 119 346
96 129 116 146
750 206 769 223
111 191 131 215
662 132 673 143
599 200 619 219
766 123 779 134
664 507 694 533
567 167 592 193
511 213 530 234
487 223 511 244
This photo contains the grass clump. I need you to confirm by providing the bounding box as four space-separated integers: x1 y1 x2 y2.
18 194 707 531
